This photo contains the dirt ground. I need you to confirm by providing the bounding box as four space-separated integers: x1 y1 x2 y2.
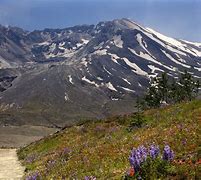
0 125 58 148
0 125 58 179
0 149 25 179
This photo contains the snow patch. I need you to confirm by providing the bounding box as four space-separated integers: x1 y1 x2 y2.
81 58 88 67
94 42 104 50
138 83 142 87
38 41 50 46
49 43 56 52
136 33 147 48
111 98 119 101
94 49 107 55
97 77 103 81
122 78 131 85
195 67 201 71
68 75 74 84
76 43 83 48
128 47 173 71
107 53 121 64
146 28 201 57
121 57 148 76
106 82 117 91
68 30 73 34
120 86 135 93
103 66 112 75
143 29 188 56
148 65 164 73
161 49 191 68
181 40 201 47
0 56 12 69
82 39 89 44
59 42 65 46
64 92 70 101
113 35 123 48
175 54 186 63
82 76 99 87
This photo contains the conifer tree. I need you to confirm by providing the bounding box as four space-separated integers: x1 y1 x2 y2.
143 70 200 108
179 70 200 101
144 85 161 108
169 79 182 103
157 72 169 103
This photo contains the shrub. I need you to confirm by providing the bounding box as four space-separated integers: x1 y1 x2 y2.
129 113 146 129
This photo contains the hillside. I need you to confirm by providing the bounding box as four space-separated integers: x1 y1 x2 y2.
18 100 201 179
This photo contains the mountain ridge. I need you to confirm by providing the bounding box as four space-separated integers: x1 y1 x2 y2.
0 18 200 127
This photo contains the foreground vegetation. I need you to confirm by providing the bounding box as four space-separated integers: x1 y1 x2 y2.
18 100 201 179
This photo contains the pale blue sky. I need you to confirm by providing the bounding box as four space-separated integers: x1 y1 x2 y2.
0 0 201 42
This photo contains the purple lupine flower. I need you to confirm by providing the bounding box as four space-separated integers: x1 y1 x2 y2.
129 146 148 171
138 145 148 161
63 147 72 155
84 176 96 180
26 172 39 180
25 154 36 164
149 144 160 159
129 148 140 170
182 138 187 145
163 145 174 161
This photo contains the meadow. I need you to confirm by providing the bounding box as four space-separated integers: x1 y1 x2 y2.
18 100 201 179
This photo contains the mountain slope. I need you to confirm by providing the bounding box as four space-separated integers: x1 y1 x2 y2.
17 100 201 179
0 19 200 126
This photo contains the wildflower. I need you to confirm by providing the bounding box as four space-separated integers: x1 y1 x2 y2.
62 147 71 155
61 147 72 162
182 138 187 145
129 146 148 171
128 167 135 176
195 159 201 165
25 154 36 163
163 145 174 161
129 148 141 171
138 145 148 161
26 172 39 180
177 159 185 165
188 160 193 165
84 176 96 180
149 144 160 159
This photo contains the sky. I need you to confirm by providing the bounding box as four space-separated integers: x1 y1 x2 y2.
0 0 201 42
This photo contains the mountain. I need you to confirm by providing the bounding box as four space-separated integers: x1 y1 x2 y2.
0 18 200 127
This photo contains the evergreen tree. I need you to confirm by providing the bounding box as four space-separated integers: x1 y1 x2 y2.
143 70 200 108
169 79 182 103
194 80 200 96
179 70 200 101
144 85 161 108
157 72 169 103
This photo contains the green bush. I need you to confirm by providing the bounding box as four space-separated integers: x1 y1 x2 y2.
129 113 146 128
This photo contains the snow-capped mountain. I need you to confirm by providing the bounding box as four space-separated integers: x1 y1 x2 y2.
0 19 200 127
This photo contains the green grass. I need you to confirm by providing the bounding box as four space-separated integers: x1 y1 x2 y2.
18 100 201 179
